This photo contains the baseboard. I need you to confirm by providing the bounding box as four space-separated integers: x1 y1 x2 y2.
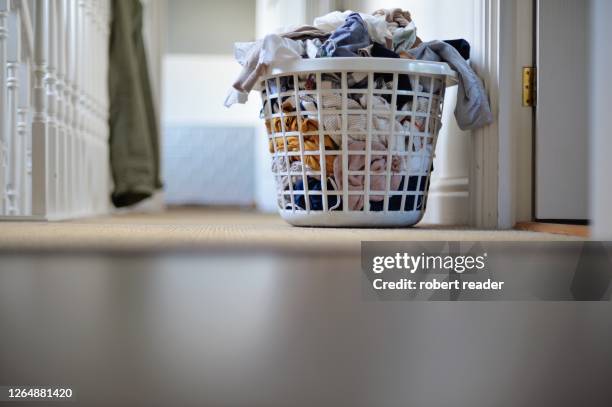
421 176 470 226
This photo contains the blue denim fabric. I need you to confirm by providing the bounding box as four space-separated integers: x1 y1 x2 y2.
319 13 371 57
444 39 470 60
292 178 342 211
369 176 428 212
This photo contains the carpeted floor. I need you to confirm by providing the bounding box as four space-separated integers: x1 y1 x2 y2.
0 208 581 253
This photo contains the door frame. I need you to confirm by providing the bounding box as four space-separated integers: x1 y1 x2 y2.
470 0 534 229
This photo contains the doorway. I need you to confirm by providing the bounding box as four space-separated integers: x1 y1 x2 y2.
534 0 590 224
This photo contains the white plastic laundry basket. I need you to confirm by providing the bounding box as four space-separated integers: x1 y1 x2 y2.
260 57 457 227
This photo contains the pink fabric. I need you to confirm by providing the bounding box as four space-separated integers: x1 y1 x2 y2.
333 140 403 210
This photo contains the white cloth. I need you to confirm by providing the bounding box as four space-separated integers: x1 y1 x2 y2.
313 10 391 45
224 35 304 107
390 20 418 53
400 96 430 131
360 95 391 112
259 35 304 67
409 144 433 173
300 94 317 112
304 39 322 59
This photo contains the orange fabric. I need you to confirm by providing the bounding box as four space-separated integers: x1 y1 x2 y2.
265 116 298 134
267 118 338 173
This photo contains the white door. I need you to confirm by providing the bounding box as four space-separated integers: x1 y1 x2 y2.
535 0 589 221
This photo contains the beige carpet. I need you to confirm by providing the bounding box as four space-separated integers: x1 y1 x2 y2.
0 208 580 252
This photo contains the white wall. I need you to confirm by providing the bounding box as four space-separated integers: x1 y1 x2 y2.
162 56 261 207
590 0 612 238
162 0 260 208
353 0 476 41
163 55 260 127
167 0 255 55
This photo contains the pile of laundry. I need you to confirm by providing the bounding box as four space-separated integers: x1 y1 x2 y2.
225 8 493 212
225 8 492 130
265 91 434 212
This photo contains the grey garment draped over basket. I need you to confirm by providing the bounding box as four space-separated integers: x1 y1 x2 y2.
108 0 161 207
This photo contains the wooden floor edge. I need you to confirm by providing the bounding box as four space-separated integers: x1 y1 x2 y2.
515 222 590 238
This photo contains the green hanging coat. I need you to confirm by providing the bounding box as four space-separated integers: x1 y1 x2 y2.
109 0 162 207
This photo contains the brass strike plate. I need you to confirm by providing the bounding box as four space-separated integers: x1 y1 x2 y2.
522 67 536 107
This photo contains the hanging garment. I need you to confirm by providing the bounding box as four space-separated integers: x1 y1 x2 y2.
319 13 371 57
109 0 161 207
406 40 493 131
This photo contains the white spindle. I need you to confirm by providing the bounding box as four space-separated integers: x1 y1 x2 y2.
81 0 89 214
69 0 79 215
17 62 29 215
76 0 83 214
55 0 65 214
17 0 33 216
31 0 48 217
45 0 57 216
0 0 8 215
60 0 68 214
6 9 20 214
64 0 74 216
